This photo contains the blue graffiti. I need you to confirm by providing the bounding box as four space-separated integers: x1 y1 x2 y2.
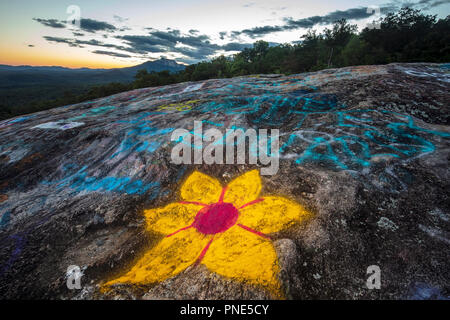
0 211 11 229
43 165 160 197
295 136 349 169
68 105 116 121
111 115 175 158
408 282 449 300
280 108 449 170
440 63 450 71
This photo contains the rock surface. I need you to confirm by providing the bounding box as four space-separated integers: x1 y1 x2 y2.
0 63 449 300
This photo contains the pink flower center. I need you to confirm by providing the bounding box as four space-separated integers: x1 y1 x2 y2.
193 202 238 235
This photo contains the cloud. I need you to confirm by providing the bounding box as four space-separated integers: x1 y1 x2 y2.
113 15 129 23
430 0 450 8
33 17 117 33
221 42 253 51
232 8 379 38
414 0 450 9
117 29 254 61
43 36 134 52
42 1 447 64
91 50 131 58
42 23 256 63
234 25 285 38
43 36 83 47
228 0 448 39
219 31 227 40
79 18 117 33
117 35 171 53
282 6 388 30
117 30 217 59
33 18 66 28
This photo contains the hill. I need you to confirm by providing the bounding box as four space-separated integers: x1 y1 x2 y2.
0 58 186 87
0 59 186 116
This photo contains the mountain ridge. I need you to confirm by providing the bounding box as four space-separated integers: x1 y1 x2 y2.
0 59 186 88
0 58 186 72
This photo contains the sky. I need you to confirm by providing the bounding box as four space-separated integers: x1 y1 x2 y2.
0 0 449 68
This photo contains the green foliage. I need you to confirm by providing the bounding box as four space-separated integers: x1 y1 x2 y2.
1 8 448 121
133 69 177 88
361 8 440 63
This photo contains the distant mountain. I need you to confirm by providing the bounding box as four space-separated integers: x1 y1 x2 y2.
97 58 186 84
0 59 186 88
124 58 186 74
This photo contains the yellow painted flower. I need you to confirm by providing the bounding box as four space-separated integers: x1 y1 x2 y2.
103 170 311 297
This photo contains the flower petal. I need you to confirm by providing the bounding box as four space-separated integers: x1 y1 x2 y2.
201 225 282 297
180 171 222 204
223 169 262 208
145 202 201 234
103 228 210 287
238 196 310 234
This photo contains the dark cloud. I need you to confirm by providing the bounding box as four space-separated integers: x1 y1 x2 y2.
229 1 446 39
282 7 384 30
221 42 253 51
117 30 217 59
43 36 83 47
414 0 450 9
42 27 256 62
43 36 134 53
229 3 404 38
232 8 376 38
28 44 35 47
118 35 170 53
33 17 117 33
79 18 117 33
116 29 254 61
75 39 103 46
43 31 197 58
234 25 285 38
91 50 131 58
36 13 268 62
33 18 66 28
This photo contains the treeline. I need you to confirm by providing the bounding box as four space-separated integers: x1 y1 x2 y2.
1 8 449 120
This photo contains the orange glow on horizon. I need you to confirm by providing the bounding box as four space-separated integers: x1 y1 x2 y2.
0 47 139 69
0 56 136 69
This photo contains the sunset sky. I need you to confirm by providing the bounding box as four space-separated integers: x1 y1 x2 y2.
0 0 449 69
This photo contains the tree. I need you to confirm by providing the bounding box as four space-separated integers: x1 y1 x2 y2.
361 8 440 63
323 19 358 67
